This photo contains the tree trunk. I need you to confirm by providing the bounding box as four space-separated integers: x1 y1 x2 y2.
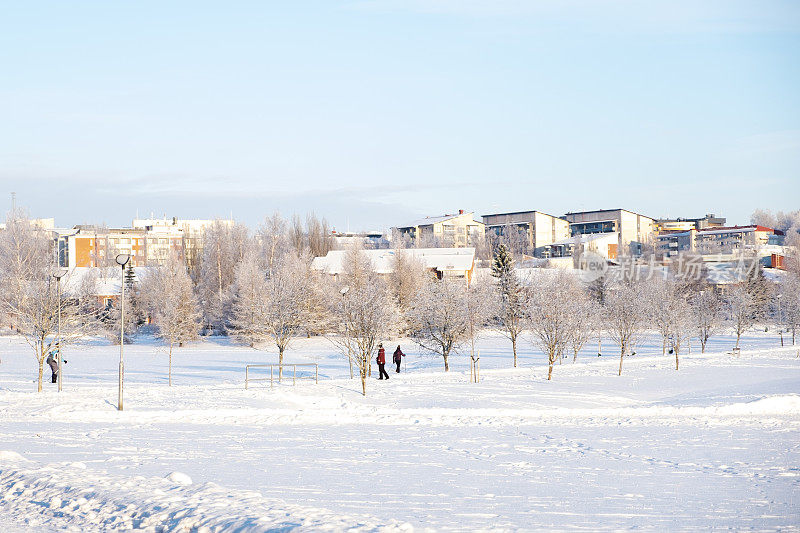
547 353 554 380
169 342 173 386
348 357 353 379
675 348 679 371
700 336 707 353
37 359 44 392
443 352 449 372
662 337 666 356
618 342 625 376
512 337 517 368
360 373 366 396
279 348 284 380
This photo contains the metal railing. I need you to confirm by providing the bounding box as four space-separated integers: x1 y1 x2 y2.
245 363 318 389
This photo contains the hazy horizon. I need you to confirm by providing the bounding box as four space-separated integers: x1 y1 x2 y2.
2 1 798 230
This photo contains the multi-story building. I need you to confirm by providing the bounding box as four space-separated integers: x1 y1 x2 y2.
694 225 783 254
394 210 485 248
541 232 621 262
132 217 228 269
564 208 655 256
67 226 148 268
655 214 726 233
61 217 231 269
481 210 570 257
657 225 784 258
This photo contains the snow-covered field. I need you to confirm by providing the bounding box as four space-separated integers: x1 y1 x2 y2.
1 329 799 531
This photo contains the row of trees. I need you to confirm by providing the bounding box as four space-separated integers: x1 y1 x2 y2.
2 209 799 395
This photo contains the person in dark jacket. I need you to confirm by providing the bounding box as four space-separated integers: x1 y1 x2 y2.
46 348 59 384
376 343 389 380
393 345 405 373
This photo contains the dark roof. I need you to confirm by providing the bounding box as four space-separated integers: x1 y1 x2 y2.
564 208 654 220
481 210 563 220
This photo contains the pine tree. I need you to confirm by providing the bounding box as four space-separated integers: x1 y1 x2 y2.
490 244 525 367
491 244 513 280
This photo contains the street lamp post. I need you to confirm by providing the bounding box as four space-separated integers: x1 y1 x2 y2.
52 268 68 392
115 254 131 411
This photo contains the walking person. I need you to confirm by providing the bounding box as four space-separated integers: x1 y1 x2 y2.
46 348 59 384
376 343 389 380
393 345 405 373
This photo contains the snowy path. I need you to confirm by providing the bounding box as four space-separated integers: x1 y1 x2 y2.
1 331 799 530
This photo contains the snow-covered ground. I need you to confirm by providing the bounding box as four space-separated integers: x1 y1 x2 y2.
1 329 799 531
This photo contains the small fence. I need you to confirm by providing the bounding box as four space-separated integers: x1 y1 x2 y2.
245 363 318 389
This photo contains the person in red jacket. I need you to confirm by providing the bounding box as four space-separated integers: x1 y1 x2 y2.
376 343 389 380
393 345 405 373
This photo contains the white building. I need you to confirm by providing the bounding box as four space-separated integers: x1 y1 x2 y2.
312 248 477 283
394 210 485 248
564 209 655 256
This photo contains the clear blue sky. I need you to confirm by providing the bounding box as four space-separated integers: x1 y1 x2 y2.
1 1 798 230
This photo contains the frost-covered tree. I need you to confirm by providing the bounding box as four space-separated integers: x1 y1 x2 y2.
604 281 646 376
388 250 428 318
668 293 694 370
526 271 579 380
775 273 800 345
195 220 249 334
257 212 290 276
690 289 723 353
230 252 312 376
327 248 397 395
306 213 334 258
644 276 691 358
228 252 269 347
491 243 527 367
725 267 773 349
725 284 756 349
141 255 201 385
465 281 493 382
751 209 800 251
0 211 95 391
568 289 598 363
406 278 484 372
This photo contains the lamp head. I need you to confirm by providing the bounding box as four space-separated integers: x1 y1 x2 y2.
115 254 131 267
51 267 68 280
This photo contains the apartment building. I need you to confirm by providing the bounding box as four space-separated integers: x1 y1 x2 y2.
60 217 231 268
67 227 148 268
655 214 726 233
394 210 485 248
481 210 570 257
657 225 784 257
564 208 655 256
